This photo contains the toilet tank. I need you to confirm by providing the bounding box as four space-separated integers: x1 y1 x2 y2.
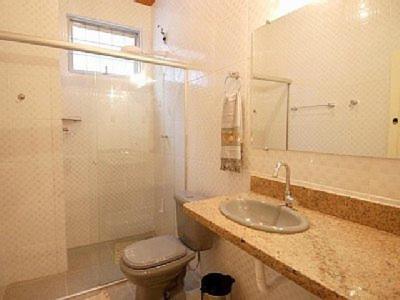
175 192 214 251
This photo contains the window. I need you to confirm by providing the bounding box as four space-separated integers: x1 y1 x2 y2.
69 17 141 76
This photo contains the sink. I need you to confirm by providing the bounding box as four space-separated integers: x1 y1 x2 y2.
219 198 309 234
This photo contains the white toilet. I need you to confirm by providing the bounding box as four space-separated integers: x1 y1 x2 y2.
120 192 214 300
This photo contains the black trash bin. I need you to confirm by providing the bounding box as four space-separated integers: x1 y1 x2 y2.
201 273 235 299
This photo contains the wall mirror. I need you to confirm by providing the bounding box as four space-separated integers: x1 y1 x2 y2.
250 0 400 158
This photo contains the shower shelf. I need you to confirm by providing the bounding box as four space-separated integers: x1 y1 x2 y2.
62 117 82 122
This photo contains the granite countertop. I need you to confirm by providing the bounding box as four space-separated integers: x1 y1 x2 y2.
183 192 400 299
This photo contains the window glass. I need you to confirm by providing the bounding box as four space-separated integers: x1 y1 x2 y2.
69 18 140 76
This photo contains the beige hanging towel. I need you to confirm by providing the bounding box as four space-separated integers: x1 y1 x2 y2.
221 92 243 172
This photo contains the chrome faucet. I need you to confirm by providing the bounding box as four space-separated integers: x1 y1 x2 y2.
272 161 294 208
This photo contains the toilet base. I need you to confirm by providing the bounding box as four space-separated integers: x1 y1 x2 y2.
134 268 186 300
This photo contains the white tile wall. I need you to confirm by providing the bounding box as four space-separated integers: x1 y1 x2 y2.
154 0 400 298
0 0 67 287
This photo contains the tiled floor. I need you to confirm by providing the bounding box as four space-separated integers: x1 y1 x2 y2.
74 276 201 300
2 234 153 300
73 282 136 300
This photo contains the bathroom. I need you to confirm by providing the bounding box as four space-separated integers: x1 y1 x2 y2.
0 0 399 299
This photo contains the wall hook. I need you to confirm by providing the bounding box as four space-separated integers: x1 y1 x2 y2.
349 99 359 108
157 25 167 44
16 93 26 102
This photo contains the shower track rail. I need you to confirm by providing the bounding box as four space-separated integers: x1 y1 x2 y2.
55 279 128 300
0 30 193 70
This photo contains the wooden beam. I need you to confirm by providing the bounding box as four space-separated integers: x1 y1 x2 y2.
135 0 155 6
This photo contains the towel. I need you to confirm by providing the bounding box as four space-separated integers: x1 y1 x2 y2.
221 92 243 173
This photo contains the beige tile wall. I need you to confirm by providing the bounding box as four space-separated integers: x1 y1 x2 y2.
0 0 67 287
153 0 400 298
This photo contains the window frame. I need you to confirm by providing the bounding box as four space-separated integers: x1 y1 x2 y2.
67 15 142 77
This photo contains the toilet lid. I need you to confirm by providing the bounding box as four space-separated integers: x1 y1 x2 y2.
122 235 187 269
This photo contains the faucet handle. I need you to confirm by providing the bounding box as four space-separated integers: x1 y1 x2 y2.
272 161 283 177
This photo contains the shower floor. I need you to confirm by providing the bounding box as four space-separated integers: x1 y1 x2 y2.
72 279 201 300
2 234 153 300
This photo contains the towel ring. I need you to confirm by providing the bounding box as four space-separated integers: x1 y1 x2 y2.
225 72 241 94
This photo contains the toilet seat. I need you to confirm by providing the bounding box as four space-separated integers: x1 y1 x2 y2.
121 249 195 278
120 235 195 281
122 235 187 270
120 242 195 300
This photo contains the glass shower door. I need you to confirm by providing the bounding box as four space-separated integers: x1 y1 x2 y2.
0 35 185 300
95 69 159 285
61 60 181 292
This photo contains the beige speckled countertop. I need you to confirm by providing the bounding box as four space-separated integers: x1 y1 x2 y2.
183 193 400 299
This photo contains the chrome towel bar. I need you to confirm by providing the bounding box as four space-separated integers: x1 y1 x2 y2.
290 102 335 111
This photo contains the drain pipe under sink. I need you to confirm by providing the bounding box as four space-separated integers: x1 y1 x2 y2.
254 259 286 293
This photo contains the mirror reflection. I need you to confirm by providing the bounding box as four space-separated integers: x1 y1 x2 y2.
251 0 400 158
250 79 288 151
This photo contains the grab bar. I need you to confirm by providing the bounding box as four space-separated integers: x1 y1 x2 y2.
290 102 335 111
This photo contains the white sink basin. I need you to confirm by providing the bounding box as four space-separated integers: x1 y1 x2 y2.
219 198 309 234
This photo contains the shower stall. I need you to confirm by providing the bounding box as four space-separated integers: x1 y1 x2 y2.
0 25 188 299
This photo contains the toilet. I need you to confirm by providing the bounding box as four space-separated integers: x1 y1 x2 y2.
120 192 214 300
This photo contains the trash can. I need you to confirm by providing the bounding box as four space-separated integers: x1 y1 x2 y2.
201 273 235 299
